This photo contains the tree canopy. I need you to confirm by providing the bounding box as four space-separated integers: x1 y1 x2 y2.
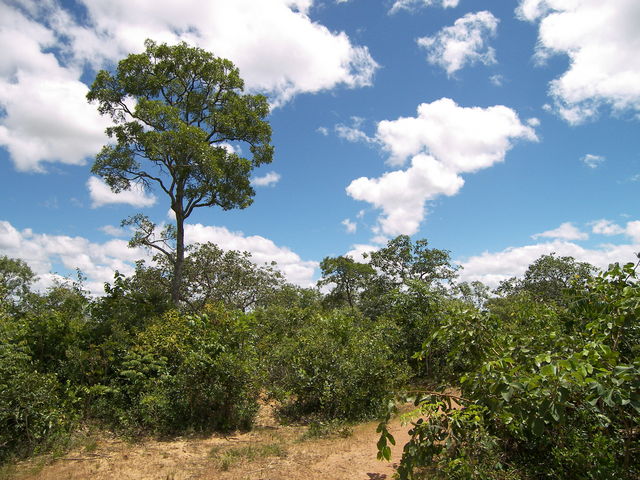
87 39 273 304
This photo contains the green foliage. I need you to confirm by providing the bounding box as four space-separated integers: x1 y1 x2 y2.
360 235 458 320
87 39 274 304
495 253 594 305
179 242 285 312
88 305 261 433
366 235 458 291
265 309 410 421
317 255 375 309
0 339 70 461
0 256 36 312
380 259 640 479
376 280 454 377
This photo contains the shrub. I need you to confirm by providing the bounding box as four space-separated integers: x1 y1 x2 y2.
267 309 409 421
88 305 261 434
0 343 70 461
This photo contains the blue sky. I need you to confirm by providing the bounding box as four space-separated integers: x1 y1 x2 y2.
1 0 640 294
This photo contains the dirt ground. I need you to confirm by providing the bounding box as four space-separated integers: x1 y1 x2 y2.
8 405 412 480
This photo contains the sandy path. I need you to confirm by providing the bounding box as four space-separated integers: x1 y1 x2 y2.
11 417 411 480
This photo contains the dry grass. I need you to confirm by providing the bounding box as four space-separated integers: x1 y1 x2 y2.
5 401 411 480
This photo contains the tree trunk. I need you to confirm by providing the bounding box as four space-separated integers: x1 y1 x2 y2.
171 208 185 306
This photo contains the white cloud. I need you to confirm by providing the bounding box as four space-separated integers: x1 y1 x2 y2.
0 219 318 294
526 117 541 127
532 222 588 241
185 224 318 286
347 98 536 238
581 153 605 169
0 1 378 170
417 11 499 76
74 0 378 106
0 3 110 172
317 126 329 136
459 239 640 288
390 0 459 14
344 243 377 263
0 219 148 295
624 221 640 243
334 116 375 143
99 225 129 237
517 0 640 124
348 154 464 237
490 74 504 86
376 98 537 167
87 176 157 208
335 125 372 143
461 217 640 288
342 218 357 234
251 171 281 187
591 219 625 236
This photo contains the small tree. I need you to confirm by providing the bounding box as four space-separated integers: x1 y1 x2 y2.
178 242 285 312
318 256 375 309
0 256 36 313
366 235 458 290
88 40 274 304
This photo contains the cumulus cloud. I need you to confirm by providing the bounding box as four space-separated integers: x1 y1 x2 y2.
417 11 499 76
581 153 605 169
516 0 640 123
459 239 640 288
251 171 281 187
72 0 378 106
591 219 626 236
376 98 537 167
342 218 357 234
348 154 464 236
390 0 459 14
461 217 640 288
531 222 588 241
0 1 378 170
346 98 536 237
0 219 148 295
0 219 319 294
87 176 157 208
0 3 110 172
99 225 129 237
184 224 318 286
344 243 378 263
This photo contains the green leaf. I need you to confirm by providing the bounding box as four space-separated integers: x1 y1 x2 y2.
383 445 392 461
501 387 513 403
531 417 545 436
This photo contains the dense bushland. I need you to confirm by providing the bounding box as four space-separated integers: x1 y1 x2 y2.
1 242 638 479
378 255 640 479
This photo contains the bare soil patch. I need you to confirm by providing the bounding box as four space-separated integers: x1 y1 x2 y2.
8 406 411 480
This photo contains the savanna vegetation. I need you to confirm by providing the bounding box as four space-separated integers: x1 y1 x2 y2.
1 40 638 479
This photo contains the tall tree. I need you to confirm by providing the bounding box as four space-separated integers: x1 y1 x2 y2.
0 256 36 311
366 235 458 290
495 253 595 305
87 40 274 304
317 256 375 309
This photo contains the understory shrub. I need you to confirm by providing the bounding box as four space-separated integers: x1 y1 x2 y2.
85 304 261 433
0 343 71 461
267 309 410 421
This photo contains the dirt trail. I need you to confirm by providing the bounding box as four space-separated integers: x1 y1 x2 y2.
11 410 411 480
